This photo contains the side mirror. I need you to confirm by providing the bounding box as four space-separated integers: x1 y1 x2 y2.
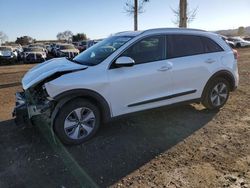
115 56 135 67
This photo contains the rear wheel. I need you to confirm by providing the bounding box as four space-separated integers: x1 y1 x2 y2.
202 78 230 110
54 98 100 145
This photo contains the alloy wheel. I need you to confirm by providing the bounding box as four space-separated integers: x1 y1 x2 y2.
210 82 228 107
64 107 96 140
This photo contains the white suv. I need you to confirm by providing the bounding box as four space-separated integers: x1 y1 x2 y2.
13 28 239 145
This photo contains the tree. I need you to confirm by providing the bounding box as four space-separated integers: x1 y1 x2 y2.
179 0 187 27
0 31 8 45
172 0 197 28
124 0 150 31
72 33 87 42
238 26 245 36
15 36 34 45
56 30 73 42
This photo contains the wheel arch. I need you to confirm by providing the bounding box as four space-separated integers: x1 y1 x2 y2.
51 89 112 129
202 70 236 99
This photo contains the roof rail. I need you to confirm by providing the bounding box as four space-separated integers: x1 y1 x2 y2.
141 27 207 34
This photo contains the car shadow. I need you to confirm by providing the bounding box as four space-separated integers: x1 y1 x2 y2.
0 104 218 188
66 104 218 187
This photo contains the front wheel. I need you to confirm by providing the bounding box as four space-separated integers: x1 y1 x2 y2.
202 78 230 110
236 43 241 48
54 98 101 145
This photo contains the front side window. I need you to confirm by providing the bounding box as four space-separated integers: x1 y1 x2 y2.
73 36 133 66
121 35 165 64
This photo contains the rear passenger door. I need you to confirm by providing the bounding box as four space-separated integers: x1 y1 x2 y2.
166 34 224 102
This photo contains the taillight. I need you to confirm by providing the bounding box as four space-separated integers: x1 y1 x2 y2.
233 49 239 60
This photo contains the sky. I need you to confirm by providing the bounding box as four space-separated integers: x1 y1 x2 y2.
0 0 250 41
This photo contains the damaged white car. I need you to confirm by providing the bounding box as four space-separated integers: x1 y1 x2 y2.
57 44 79 58
13 28 239 145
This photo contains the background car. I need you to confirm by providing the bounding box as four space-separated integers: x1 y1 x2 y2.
221 35 235 48
74 40 87 52
0 46 17 60
45 44 52 53
21 47 47 63
227 37 250 48
243 37 250 41
57 44 79 58
29 43 48 53
52 43 64 56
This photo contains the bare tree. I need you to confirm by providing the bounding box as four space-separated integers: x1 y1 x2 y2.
56 30 73 42
172 0 197 28
0 31 8 45
124 0 150 31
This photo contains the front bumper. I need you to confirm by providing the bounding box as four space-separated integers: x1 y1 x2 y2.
12 91 54 126
12 92 32 126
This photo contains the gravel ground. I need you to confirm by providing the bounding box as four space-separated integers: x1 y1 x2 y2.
0 49 249 188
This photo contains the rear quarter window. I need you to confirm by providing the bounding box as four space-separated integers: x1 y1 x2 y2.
201 37 224 53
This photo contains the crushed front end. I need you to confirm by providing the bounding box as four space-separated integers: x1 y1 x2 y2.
12 83 54 126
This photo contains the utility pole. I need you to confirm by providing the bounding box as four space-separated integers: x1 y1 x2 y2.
179 0 187 28
134 0 138 31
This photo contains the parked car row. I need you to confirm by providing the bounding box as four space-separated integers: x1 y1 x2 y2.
221 35 250 48
0 39 105 64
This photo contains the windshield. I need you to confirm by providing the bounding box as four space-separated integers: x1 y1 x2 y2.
60 45 75 50
81 41 87 45
26 48 44 52
73 36 133 65
0 47 12 51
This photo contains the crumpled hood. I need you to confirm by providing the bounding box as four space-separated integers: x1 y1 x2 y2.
22 57 87 90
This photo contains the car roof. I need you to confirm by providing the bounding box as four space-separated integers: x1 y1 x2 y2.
114 28 208 37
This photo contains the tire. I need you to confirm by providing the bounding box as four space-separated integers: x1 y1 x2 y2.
229 43 235 48
236 43 241 48
54 98 101 145
202 77 230 110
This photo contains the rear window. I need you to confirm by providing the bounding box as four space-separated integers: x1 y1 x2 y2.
167 35 223 59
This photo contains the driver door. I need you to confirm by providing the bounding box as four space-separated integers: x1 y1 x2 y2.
107 35 174 117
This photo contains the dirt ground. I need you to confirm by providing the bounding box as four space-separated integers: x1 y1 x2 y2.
0 49 249 188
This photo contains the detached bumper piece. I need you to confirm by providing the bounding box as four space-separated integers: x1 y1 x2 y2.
12 92 32 126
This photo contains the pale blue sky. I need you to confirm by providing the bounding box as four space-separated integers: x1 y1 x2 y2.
0 0 249 41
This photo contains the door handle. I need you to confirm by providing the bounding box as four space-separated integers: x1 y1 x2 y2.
205 59 216 64
157 66 172 72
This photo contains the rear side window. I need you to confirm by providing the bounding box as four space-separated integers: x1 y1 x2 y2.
202 37 223 53
167 35 223 59
168 35 204 58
